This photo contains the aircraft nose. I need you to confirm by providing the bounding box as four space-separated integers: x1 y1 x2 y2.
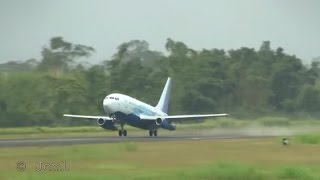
103 99 111 107
103 99 114 113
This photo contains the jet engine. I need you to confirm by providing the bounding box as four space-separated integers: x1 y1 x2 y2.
155 118 164 125
97 118 117 130
97 118 106 126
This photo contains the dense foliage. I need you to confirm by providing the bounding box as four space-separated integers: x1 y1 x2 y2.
1 37 320 127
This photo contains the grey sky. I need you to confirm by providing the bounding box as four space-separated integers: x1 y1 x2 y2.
0 0 319 64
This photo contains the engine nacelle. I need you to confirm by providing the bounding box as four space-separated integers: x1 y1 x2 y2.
97 118 117 131
155 118 164 125
97 118 106 126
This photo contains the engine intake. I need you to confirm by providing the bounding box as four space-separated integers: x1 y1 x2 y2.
155 118 164 125
97 118 106 126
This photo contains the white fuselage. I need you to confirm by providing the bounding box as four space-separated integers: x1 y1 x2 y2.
103 93 167 117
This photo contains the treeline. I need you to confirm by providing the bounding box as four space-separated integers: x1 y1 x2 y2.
0 37 320 127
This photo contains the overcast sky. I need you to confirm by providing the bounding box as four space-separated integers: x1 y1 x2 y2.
0 0 319 64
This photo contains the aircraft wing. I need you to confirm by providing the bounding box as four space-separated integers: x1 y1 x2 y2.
63 114 113 120
140 114 228 122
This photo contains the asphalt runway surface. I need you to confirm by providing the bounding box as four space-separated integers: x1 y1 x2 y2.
0 134 273 147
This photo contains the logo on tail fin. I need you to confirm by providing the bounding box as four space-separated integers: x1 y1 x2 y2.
155 77 171 113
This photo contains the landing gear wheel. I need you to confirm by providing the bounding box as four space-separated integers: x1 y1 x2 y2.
118 124 126 137
154 130 158 137
149 130 153 137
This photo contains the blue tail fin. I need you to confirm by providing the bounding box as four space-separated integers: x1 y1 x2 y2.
155 77 171 113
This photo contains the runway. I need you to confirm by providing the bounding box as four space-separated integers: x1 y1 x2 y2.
0 134 273 147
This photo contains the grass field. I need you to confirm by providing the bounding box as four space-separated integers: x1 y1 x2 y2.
1 136 320 180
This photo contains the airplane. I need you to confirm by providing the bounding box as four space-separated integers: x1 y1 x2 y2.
63 77 228 137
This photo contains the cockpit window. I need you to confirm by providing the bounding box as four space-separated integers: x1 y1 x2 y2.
115 98 119 100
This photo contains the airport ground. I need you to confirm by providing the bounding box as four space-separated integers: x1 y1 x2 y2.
1 136 320 179
0 118 320 179
0 117 320 139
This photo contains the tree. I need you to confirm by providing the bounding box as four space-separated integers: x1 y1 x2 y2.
270 55 304 110
298 85 320 112
2 37 320 127
38 37 95 73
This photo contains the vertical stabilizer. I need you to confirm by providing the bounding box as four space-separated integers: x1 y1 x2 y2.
155 77 171 113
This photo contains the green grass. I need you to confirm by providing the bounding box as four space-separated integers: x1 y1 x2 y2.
278 166 317 180
120 142 138 152
295 133 320 144
1 137 320 179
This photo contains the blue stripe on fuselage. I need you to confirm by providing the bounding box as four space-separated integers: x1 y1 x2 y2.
113 106 175 131
132 105 156 116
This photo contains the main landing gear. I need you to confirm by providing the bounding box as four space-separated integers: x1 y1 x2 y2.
149 130 158 137
118 129 127 136
118 124 127 137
